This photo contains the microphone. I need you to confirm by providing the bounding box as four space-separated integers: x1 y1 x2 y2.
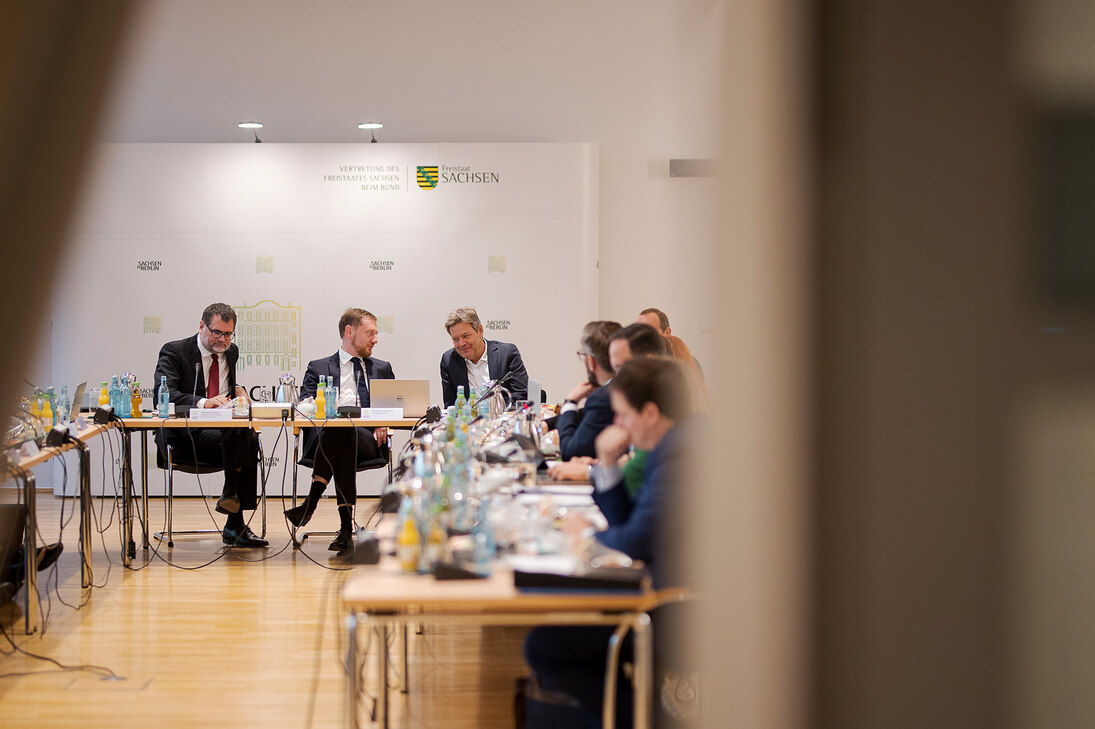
193 362 201 397
471 371 516 409
353 367 360 407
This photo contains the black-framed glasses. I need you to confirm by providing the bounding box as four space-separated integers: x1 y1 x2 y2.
575 350 588 360
207 327 234 340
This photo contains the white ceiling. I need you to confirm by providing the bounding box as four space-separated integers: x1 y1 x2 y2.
100 0 725 150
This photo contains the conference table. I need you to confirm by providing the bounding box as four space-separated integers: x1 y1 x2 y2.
341 484 685 729
117 413 420 561
2 419 106 633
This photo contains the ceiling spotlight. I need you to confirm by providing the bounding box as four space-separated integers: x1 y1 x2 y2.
238 121 263 143
358 121 383 143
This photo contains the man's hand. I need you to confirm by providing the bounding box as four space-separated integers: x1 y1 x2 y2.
565 381 596 404
547 457 595 481
595 425 631 465
204 395 230 408
374 427 389 443
235 386 249 402
562 511 595 539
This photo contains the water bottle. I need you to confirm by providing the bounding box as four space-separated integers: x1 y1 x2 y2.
326 379 336 418
472 497 495 576
157 375 170 417
119 377 132 417
109 376 121 413
46 387 58 426
59 385 71 424
455 385 466 413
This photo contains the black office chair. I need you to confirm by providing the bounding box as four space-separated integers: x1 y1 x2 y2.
293 433 392 544
153 442 266 547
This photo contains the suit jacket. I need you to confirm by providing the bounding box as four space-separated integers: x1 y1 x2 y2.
592 422 687 589
556 385 614 460
154 335 240 408
440 339 528 408
300 351 395 459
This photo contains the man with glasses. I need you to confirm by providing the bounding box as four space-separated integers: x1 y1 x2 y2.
551 320 621 460
153 302 266 548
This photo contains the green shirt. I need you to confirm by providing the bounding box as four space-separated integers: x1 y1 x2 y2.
621 448 649 498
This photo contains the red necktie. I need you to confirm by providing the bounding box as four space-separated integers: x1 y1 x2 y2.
207 355 220 398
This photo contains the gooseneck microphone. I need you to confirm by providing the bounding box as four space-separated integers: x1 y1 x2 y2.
193 362 201 398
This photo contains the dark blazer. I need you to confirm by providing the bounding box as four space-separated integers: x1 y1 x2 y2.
440 339 528 407
154 335 240 408
556 385 614 460
592 423 687 589
299 351 395 458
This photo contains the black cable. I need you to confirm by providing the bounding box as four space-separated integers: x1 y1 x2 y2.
0 620 122 681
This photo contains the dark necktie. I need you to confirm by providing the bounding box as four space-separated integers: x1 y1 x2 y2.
207 354 220 398
351 357 369 407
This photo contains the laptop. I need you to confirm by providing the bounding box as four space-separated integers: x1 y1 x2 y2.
526 377 543 408
69 381 87 420
369 379 430 418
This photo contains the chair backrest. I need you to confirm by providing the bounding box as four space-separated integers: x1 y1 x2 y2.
154 443 224 474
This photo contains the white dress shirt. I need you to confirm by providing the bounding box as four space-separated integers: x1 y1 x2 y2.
195 334 230 408
337 347 367 406
465 350 491 394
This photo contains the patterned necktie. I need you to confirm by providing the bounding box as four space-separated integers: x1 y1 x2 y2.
207 354 219 398
351 357 369 407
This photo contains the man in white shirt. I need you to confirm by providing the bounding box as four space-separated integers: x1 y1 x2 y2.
286 308 395 552
439 306 528 408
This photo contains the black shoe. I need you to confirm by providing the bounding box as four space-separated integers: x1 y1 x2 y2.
284 501 316 528
222 525 268 548
328 530 353 552
35 542 63 572
215 492 241 515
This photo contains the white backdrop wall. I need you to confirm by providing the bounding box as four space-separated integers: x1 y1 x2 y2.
45 142 598 495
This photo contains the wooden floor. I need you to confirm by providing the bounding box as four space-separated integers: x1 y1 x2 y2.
0 493 530 729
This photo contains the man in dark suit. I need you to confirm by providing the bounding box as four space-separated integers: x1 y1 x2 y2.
554 320 621 460
284 308 395 551
154 302 266 548
439 306 528 408
524 357 692 728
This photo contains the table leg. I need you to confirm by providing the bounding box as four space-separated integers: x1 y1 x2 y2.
73 439 93 588
631 612 654 729
22 469 39 635
401 624 408 694
140 431 149 548
347 612 359 729
121 429 133 565
377 622 390 729
291 428 301 549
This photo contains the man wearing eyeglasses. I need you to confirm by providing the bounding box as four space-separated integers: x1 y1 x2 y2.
550 320 621 461
153 302 266 548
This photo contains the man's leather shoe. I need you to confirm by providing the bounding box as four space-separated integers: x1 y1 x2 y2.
328 530 353 552
215 493 241 515
222 525 268 548
284 501 316 528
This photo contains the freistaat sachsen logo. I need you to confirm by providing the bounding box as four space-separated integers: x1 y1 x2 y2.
416 166 439 190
